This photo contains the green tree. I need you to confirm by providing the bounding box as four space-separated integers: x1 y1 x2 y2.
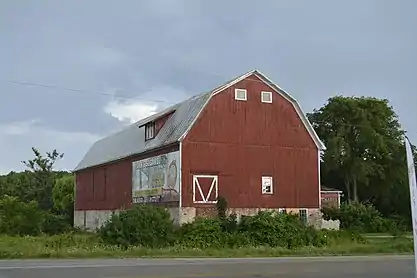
21 147 64 210
52 174 74 211
308 96 404 203
0 195 44 235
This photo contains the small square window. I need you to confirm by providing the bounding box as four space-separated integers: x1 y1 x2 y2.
261 176 273 194
261 91 272 103
145 122 155 140
235 89 247 101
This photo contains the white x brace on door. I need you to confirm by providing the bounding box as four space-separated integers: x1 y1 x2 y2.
192 175 218 204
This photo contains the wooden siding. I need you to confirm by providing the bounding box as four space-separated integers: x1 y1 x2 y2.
321 192 340 208
181 74 319 209
155 112 174 135
75 144 179 211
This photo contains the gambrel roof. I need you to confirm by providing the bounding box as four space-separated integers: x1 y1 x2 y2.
74 70 325 172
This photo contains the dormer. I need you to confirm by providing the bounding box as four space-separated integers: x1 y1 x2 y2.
145 121 155 140
140 110 176 141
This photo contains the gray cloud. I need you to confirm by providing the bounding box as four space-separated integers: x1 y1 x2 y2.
1 0 416 173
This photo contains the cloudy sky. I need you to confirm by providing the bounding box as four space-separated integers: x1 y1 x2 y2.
1 0 416 174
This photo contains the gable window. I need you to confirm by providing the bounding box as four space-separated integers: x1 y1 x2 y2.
261 176 273 194
261 91 272 103
145 122 155 140
235 89 247 101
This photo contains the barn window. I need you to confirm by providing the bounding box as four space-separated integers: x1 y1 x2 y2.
235 89 247 101
261 91 272 103
299 209 308 225
261 176 273 194
145 122 155 140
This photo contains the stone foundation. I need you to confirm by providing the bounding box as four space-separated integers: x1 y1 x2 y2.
74 207 180 231
74 206 339 231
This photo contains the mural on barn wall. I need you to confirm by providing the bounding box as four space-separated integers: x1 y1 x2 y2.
132 151 180 204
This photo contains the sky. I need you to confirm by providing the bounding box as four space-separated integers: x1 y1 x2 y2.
1 0 416 174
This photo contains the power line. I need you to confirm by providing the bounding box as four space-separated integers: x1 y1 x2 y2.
6 80 176 104
4 78 270 108
4 79 412 134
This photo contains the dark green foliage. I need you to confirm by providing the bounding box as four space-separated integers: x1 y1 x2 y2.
0 147 74 235
42 213 71 235
307 96 410 224
0 195 44 236
322 202 404 233
175 210 364 250
216 196 228 219
98 205 176 248
177 218 229 248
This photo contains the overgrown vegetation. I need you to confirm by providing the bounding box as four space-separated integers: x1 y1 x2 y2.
97 202 364 251
0 148 74 236
321 202 408 234
0 204 412 259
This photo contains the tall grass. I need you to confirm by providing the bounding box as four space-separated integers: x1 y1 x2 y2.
0 233 412 259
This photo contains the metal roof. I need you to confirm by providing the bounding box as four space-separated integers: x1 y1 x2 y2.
74 69 325 172
74 92 211 171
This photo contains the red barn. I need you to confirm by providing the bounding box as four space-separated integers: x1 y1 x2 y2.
74 70 327 230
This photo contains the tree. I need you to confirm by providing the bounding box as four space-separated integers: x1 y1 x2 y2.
21 147 64 210
308 96 404 203
53 174 74 213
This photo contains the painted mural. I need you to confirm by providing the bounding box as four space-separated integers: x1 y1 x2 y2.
132 151 180 204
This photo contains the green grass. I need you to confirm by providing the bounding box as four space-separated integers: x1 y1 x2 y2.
0 233 413 259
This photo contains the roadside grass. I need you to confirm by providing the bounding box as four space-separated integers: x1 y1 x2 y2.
0 233 413 259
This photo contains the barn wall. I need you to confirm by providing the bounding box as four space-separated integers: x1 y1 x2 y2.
74 144 179 211
181 74 319 211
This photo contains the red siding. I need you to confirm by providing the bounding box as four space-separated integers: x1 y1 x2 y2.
75 144 179 210
155 112 174 135
321 192 340 208
181 74 319 209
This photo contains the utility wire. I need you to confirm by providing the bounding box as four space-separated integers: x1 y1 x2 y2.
4 79 412 136
5 75 272 104
6 80 176 104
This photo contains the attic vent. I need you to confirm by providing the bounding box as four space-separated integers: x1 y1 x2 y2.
261 91 272 103
235 89 247 101
145 122 155 140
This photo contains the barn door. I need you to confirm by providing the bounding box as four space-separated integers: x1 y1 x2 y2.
192 175 218 203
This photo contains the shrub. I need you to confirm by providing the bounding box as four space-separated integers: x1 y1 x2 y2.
0 195 44 236
98 205 176 248
216 196 228 219
177 218 227 248
238 211 309 248
322 201 397 233
42 213 71 235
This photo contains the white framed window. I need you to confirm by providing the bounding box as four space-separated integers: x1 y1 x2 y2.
261 91 272 103
278 208 287 214
261 176 273 194
145 122 155 140
235 89 247 101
